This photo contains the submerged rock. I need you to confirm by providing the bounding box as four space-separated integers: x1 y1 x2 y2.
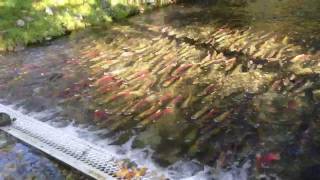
0 112 14 126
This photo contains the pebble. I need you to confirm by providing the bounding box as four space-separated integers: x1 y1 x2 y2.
16 19 25 27
24 16 33 22
14 44 25 51
45 7 54 15
33 87 42 94
45 37 52 41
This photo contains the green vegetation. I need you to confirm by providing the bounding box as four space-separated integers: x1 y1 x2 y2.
0 0 173 52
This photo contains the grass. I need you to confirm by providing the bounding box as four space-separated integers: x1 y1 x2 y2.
0 0 173 52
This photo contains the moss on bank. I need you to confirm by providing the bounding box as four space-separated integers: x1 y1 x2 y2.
0 0 173 52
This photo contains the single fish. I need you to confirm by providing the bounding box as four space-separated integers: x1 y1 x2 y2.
94 110 109 121
201 83 217 96
162 76 180 87
97 80 123 94
172 95 184 106
159 93 173 106
199 108 219 122
107 91 131 102
291 54 311 62
191 106 211 120
172 64 193 76
83 50 100 59
95 75 116 86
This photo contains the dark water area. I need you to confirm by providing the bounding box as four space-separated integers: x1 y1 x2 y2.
139 0 320 52
1 0 320 179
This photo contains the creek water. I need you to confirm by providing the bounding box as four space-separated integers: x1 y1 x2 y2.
1 0 320 179
0 130 88 180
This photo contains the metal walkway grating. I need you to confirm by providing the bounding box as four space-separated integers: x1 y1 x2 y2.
0 104 152 180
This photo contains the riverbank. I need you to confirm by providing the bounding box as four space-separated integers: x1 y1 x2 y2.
0 0 173 52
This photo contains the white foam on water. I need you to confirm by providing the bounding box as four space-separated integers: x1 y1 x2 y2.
0 102 251 180
213 161 251 180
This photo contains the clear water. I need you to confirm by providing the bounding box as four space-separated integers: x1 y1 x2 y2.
1 0 320 179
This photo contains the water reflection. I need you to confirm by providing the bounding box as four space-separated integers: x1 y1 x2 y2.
137 0 320 51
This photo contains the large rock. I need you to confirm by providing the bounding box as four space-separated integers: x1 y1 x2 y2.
0 112 13 126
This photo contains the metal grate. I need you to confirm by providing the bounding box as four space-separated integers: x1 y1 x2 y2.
0 104 152 180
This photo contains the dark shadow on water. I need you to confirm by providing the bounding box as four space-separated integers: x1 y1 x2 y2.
141 0 320 51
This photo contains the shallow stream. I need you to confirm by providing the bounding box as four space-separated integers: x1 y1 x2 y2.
1 0 320 179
